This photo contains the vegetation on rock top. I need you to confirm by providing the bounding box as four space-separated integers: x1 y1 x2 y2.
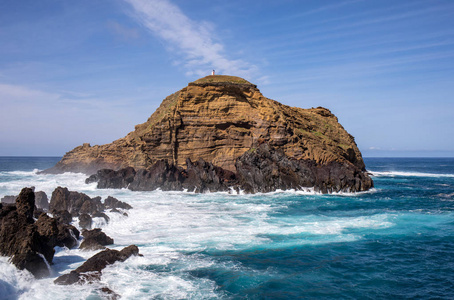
191 75 253 85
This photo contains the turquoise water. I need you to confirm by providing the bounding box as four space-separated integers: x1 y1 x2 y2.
0 157 453 299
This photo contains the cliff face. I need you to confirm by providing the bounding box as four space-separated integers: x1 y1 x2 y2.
47 75 367 177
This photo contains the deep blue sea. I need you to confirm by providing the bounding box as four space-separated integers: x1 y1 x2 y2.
1 157 454 299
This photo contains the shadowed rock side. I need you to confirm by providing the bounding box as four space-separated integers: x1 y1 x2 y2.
86 158 237 193
44 75 368 179
87 143 373 193
235 144 372 193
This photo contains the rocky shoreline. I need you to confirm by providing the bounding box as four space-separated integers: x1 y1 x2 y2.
86 143 373 194
0 187 138 298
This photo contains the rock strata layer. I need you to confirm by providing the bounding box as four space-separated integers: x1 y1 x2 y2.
44 75 372 193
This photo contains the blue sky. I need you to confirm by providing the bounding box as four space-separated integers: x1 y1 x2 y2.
1 0 453 157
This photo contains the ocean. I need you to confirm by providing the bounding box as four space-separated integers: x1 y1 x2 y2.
0 157 453 299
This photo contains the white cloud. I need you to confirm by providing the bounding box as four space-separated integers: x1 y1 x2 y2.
0 82 157 155
123 0 258 78
0 83 60 103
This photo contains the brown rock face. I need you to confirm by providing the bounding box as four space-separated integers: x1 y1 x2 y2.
45 75 367 177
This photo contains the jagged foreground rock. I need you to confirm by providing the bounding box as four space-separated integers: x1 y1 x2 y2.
45 75 373 192
54 245 140 285
0 188 80 278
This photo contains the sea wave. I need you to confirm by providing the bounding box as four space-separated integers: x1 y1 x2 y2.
369 170 454 178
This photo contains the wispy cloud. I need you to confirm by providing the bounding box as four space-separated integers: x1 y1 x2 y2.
123 0 258 78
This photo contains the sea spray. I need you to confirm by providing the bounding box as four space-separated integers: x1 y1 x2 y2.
36 253 52 276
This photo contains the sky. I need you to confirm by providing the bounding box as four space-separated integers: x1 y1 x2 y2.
0 0 453 157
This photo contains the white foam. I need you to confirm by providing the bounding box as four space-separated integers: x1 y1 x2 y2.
0 257 34 299
36 253 52 276
369 170 454 178
0 170 399 299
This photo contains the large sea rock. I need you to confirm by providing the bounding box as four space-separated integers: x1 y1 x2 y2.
44 75 373 192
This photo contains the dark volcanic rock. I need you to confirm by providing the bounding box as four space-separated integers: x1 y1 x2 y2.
86 167 136 189
50 187 111 223
99 287 120 300
0 188 52 278
77 245 139 273
52 209 73 225
88 158 237 193
78 213 92 230
87 144 372 194
128 160 185 191
0 188 81 278
54 245 139 285
49 187 92 217
56 223 80 249
79 196 104 215
35 213 79 251
235 144 315 193
16 188 35 222
34 213 59 261
184 158 237 192
79 228 114 251
235 143 373 193
104 196 132 210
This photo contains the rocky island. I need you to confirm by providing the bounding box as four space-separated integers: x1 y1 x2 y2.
45 75 373 193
